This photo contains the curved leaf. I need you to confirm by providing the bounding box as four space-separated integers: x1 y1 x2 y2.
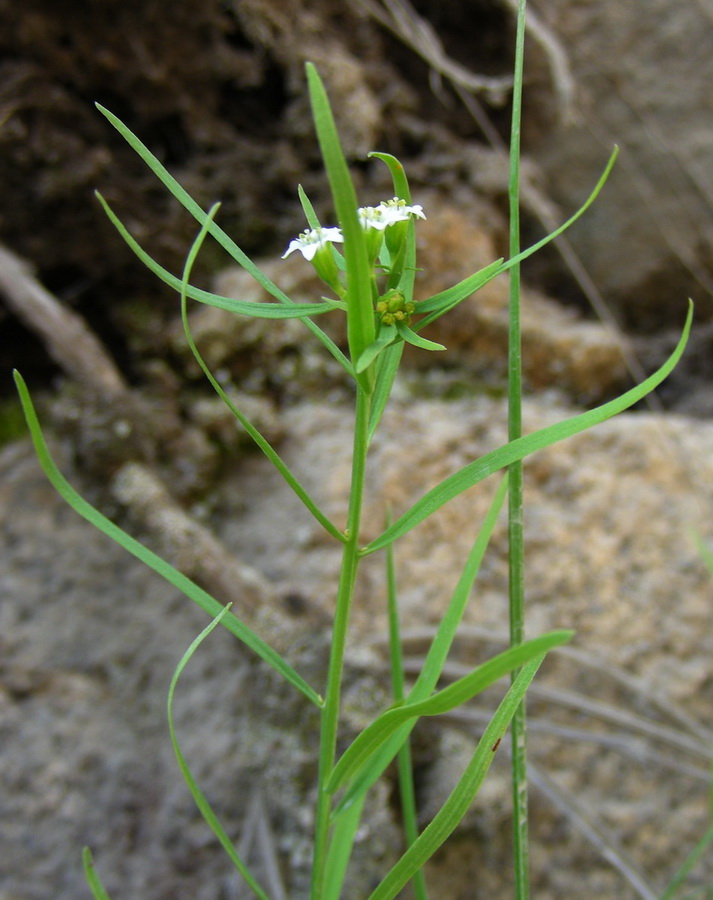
13 371 322 708
168 606 272 900
180 206 345 544
395 320 445 352
328 630 572 794
95 103 350 372
356 324 398 374
362 300 692 555
368 656 547 900
96 193 340 320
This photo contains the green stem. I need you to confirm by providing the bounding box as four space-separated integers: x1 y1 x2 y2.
386 534 429 900
508 2 529 899
310 387 371 900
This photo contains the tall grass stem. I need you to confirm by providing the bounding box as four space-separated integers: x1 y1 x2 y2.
507 1 530 897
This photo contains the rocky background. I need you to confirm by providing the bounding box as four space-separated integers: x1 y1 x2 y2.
1 1 712 899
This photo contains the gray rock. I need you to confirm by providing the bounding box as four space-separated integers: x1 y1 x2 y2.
3 387 711 898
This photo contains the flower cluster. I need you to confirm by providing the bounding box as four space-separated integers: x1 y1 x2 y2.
282 197 426 334
282 198 425 263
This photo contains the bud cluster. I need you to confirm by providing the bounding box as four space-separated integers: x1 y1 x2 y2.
376 290 416 326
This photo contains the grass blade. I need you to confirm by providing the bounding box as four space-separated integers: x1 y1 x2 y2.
362 300 692 554
13 371 322 708
168 606 272 900
659 825 713 900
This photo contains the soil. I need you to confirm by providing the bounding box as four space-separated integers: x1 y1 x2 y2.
1 0 711 404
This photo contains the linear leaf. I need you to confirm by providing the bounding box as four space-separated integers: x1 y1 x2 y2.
368 152 416 293
368 341 405 443
306 64 375 389
362 300 692 554
356 324 398 373
395 320 445 352
168 606 272 900
180 208 345 543
415 148 618 330
415 258 504 317
333 479 508 816
82 848 113 900
95 103 350 371
96 193 339 319
368 656 547 900
13 371 322 708
321 793 367 900
411 475 509 697
328 630 572 794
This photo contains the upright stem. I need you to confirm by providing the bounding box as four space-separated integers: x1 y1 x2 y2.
310 386 371 900
507 2 529 898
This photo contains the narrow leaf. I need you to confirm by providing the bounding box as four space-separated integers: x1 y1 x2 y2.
412 475 509 697
96 193 341 320
368 152 412 203
328 630 572 794
368 152 416 292
82 848 113 900
168 606 272 900
298 184 323 231
95 103 349 371
368 656 547 900
395 320 445 352
385 520 429 900
321 793 367 900
356 325 398 373
363 301 692 554
659 824 713 900
333 478 509 816
306 64 375 388
180 206 345 544
415 148 618 330
13 371 322 708
415 258 504 320
367 341 405 443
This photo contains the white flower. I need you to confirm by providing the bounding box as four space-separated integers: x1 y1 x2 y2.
379 197 426 224
357 205 391 231
282 227 344 261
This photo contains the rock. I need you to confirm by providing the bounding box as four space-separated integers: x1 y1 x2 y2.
4 385 710 898
526 0 713 325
